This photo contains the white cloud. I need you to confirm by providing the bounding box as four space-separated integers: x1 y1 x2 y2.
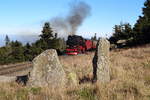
0 25 41 36
0 25 42 46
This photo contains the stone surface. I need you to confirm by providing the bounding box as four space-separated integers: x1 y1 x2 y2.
28 49 66 88
92 38 110 83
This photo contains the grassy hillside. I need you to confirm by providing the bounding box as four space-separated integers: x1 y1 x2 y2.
0 45 150 100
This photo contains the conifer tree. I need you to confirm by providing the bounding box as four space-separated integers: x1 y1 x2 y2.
5 35 10 46
133 0 150 44
40 22 54 41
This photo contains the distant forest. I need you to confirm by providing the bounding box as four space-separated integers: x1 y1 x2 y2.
0 0 150 65
0 22 66 64
109 0 150 46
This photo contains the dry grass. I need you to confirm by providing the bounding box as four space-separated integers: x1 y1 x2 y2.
59 52 94 80
0 45 150 100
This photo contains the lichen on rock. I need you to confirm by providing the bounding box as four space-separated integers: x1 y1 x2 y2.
92 38 110 83
28 49 66 89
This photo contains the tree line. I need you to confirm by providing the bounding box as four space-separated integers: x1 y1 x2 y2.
109 0 150 47
0 22 66 65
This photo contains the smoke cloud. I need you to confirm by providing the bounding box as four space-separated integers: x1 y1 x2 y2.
51 1 91 38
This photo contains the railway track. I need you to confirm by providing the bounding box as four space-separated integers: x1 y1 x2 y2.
0 62 33 76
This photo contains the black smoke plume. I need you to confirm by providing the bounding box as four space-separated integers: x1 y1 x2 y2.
51 1 91 38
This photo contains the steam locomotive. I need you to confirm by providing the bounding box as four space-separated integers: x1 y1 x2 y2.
65 35 97 55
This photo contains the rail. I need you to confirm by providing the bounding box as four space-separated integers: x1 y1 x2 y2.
0 62 33 76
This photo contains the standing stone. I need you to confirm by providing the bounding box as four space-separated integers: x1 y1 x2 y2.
92 38 110 83
28 49 66 88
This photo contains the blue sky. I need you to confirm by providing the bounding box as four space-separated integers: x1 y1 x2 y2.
0 0 146 45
